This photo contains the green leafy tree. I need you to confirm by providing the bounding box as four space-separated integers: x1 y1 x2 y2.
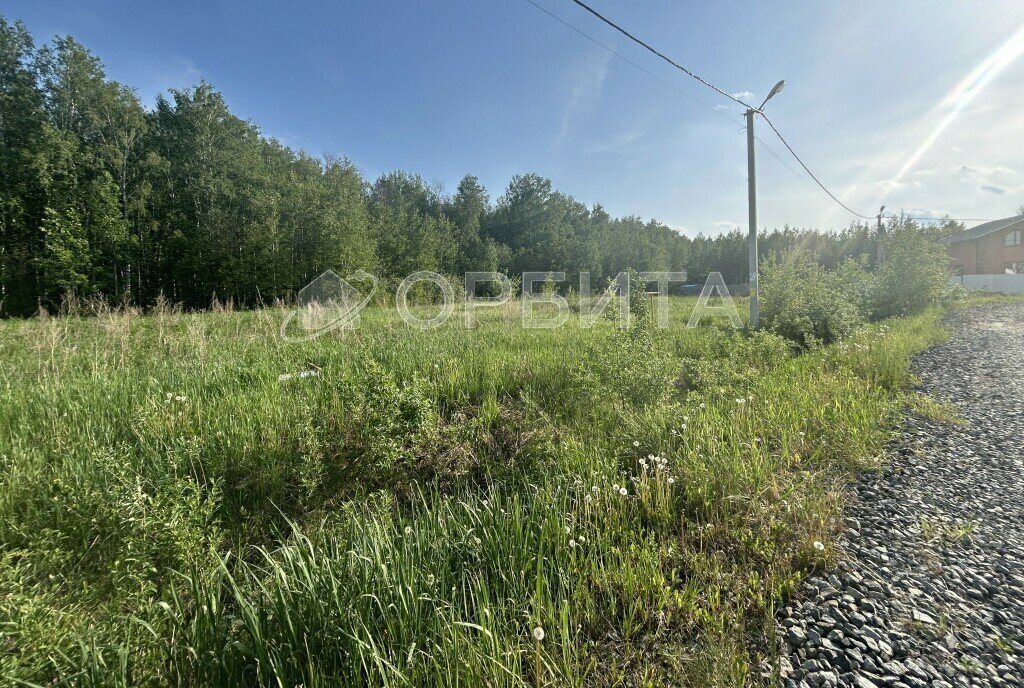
371 171 455 276
449 174 498 275
0 19 50 313
870 218 955 319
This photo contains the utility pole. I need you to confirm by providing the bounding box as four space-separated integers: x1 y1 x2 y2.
876 205 886 267
746 80 786 329
746 108 759 328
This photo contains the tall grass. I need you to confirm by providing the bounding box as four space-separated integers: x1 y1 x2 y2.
0 298 946 686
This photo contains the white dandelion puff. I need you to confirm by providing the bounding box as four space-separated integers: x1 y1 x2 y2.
533 626 545 641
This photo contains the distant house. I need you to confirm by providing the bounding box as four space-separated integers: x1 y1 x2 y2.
940 215 1024 275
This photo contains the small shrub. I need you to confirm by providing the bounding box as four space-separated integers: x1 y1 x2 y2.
676 329 792 393
760 250 862 348
870 222 957 319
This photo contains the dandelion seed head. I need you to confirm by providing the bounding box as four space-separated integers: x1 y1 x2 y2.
619 487 628 496
813 541 825 551
533 626 545 641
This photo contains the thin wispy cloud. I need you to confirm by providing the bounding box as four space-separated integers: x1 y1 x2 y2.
555 51 613 148
137 57 205 107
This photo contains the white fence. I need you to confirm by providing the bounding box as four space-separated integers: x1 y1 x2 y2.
952 274 1024 294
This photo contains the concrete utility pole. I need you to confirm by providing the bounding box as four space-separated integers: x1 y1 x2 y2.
746 80 786 329
746 108 759 328
876 205 886 267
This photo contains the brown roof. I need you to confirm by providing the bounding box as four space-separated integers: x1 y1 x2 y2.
939 216 1024 245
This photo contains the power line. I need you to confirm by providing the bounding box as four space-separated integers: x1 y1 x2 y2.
566 0 754 109
757 114 874 220
521 0 735 124
562 0 876 220
896 215 995 223
757 137 803 180
542 0 991 226
521 0 803 180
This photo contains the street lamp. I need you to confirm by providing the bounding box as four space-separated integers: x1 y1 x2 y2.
759 80 786 111
746 79 785 329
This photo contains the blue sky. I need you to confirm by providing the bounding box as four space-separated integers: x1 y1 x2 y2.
8 0 1024 234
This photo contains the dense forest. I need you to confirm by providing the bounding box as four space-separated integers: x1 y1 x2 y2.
0 18 962 316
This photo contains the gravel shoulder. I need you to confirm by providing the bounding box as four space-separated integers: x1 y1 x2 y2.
778 302 1024 688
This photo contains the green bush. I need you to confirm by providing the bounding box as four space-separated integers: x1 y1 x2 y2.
870 221 958 319
760 250 863 348
676 328 793 393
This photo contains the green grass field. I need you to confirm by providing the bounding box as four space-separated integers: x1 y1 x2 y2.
0 298 947 687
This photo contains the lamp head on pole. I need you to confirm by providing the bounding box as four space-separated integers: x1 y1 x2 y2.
758 80 786 111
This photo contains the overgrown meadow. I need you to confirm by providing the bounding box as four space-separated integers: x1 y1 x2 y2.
0 292 948 687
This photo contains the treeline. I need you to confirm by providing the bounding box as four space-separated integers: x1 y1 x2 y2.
0 19 963 315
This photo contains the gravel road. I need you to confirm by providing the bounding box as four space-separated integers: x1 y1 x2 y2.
777 302 1024 688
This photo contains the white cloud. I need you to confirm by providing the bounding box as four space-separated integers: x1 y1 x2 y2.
731 90 754 101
